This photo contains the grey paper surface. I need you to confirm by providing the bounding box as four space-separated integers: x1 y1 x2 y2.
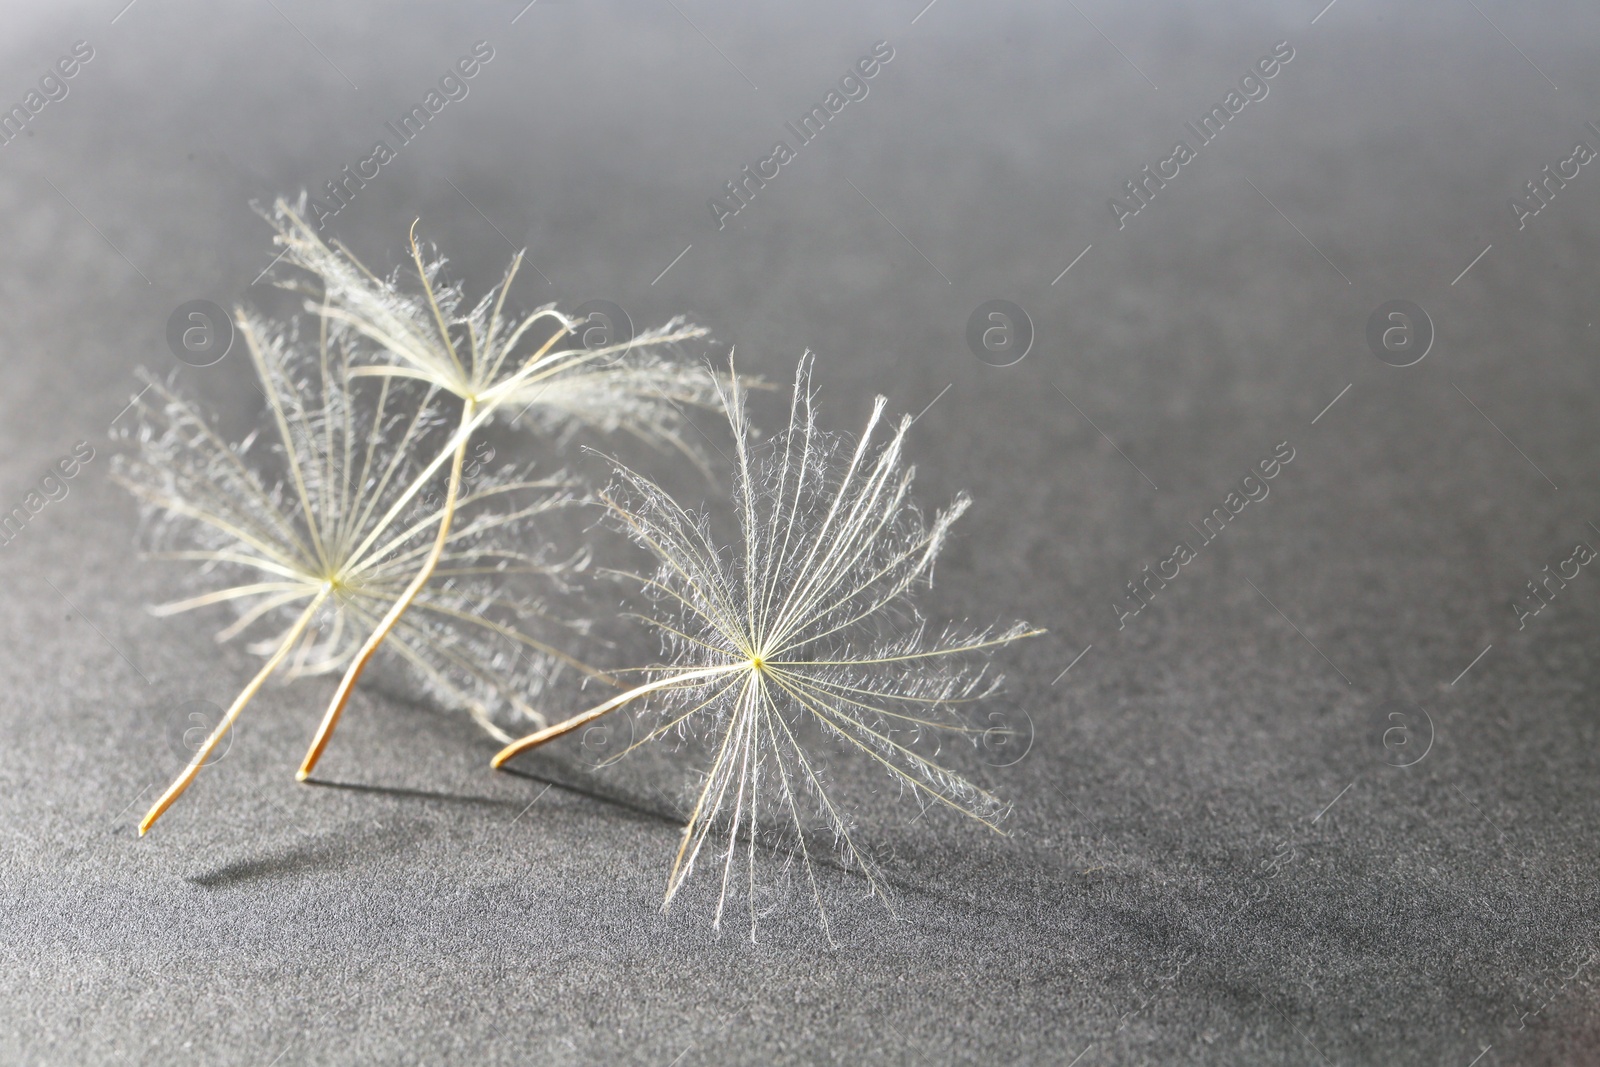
2 1 1599 1064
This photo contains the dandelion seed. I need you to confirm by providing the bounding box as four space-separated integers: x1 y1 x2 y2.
115 309 594 834
265 199 724 778
492 355 1043 938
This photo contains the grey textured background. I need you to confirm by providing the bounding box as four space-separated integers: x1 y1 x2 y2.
3 1 1599 1063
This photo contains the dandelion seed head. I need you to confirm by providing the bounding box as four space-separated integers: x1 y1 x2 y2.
113 308 590 741
586 354 1042 937
263 197 725 462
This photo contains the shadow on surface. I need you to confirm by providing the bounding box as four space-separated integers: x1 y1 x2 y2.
186 817 436 888
496 762 997 913
497 763 683 829
301 776 526 812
